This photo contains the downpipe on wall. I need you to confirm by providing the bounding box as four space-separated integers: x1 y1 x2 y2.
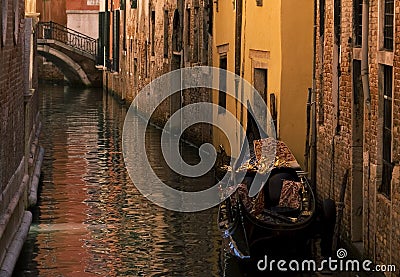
361 0 370 115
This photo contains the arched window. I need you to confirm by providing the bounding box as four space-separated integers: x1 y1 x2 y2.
1 0 8 47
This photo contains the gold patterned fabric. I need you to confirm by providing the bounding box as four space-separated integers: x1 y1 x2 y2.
253 138 300 168
278 180 302 209
231 184 264 216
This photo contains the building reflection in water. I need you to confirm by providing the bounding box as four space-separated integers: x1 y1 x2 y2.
13 85 231 277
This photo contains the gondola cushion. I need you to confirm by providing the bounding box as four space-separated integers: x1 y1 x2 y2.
278 180 302 209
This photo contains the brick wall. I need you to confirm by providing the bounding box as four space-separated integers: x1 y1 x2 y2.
102 0 213 145
0 0 42 269
0 0 26 190
316 0 400 274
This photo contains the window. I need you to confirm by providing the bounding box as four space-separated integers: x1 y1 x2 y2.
87 0 99 5
13 0 18 45
134 58 138 87
256 0 263 6
1 0 8 47
380 65 393 198
383 0 394 50
319 0 325 37
123 3 127 50
254 68 267 104
207 0 213 35
145 41 148 77
120 0 125 10
218 56 227 112
172 9 181 52
353 0 362 47
112 10 120 72
105 11 111 69
97 11 105 65
186 8 191 45
203 7 210 63
254 68 269 127
193 8 199 62
151 10 155 56
334 0 341 44
164 10 169 58
131 0 138 9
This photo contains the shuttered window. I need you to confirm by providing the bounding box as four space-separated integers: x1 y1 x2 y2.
105 11 111 69
112 10 120 72
97 11 105 65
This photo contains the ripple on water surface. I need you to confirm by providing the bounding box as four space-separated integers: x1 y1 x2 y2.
13 85 231 277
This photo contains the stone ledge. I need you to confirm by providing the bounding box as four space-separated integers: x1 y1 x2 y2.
0 211 32 277
29 146 45 207
66 10 99 14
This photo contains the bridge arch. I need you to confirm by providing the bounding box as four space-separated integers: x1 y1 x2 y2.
37 45 92 86
36 22 102 87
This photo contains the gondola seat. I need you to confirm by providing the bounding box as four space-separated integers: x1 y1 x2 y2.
264 170 302 217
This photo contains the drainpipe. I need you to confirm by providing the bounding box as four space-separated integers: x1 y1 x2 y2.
310 0 317 192
362 0 372 259
361 0 370 114
235 0 243 145
235 0 243 78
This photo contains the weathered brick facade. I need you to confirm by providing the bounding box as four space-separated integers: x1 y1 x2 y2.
0 0 42 273
100 0 213 144
316 0 400 274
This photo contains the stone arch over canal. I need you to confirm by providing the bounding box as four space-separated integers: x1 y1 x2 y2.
37 45 93 86
36 22 102 87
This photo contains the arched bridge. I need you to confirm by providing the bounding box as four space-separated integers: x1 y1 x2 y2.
37 22 102 87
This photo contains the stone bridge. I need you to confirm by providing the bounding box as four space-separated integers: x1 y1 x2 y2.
36 22 102 87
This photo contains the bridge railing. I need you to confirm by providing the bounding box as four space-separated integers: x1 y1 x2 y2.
37 21 97 57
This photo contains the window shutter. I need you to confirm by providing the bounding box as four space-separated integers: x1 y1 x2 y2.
112 10 120 72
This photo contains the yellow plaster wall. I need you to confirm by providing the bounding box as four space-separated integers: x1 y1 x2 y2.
212 0 237 156
241 0 282 136
279 0 313 167
212 0 313 165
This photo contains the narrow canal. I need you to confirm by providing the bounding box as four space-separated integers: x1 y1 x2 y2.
12 85 243 276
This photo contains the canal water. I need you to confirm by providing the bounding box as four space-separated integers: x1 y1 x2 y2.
12 85 244 277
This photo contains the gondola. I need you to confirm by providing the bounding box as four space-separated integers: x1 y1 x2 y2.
216 108 316 260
